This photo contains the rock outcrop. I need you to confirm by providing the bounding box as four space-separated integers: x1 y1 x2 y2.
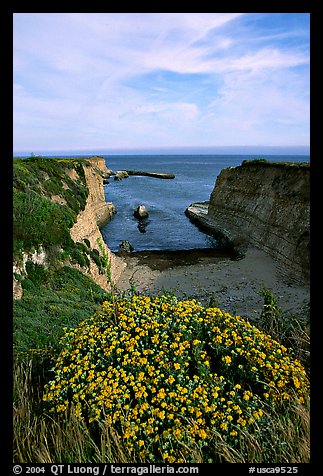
69 157 126 289
186 160 310 284
114 170 129 181
111 170 175 180
13 246 48 300
134 205 149 219
125 170 175 179
119 240 134 253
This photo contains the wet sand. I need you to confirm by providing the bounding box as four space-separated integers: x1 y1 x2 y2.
114 247 310 321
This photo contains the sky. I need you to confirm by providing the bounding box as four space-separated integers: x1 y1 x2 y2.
13 13 310 154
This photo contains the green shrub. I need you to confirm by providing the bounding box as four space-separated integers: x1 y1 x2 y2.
13 157 90 260
257 289 310 372
13 189 74 253
14 266 111 356
25 262 50 286
44 295 309 463
43 178 63 196
69 247 90 268
83 238 91 248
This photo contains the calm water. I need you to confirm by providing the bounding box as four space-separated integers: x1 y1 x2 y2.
100 155 309 252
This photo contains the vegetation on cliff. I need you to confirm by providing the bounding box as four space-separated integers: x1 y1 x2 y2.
14 265 110 355
13 156 109 279
242 158 310 168
14 157 88 258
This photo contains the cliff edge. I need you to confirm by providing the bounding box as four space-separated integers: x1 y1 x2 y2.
186 160 310 284
13 156 126 298
69 157 126 290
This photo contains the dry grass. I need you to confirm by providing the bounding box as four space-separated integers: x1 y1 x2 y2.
13 359 310 463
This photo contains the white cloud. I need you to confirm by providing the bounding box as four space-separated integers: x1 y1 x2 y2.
13 13 310 150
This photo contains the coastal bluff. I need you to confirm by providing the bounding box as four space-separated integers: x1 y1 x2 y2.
13 156 125 299
186 160 310 284
69 157 126 289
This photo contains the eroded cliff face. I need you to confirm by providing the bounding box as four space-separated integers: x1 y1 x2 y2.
207 161 310 283
69 157 126 289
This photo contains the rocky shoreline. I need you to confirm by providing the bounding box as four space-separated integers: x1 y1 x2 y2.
108 169 175 181
126 170 175 179
185 202 229 245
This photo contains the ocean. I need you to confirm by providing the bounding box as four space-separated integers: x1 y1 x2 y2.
100 154 309 253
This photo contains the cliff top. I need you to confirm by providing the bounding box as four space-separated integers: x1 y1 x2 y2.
241 158 310 169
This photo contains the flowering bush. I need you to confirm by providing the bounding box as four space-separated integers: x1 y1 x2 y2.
43 294 309 462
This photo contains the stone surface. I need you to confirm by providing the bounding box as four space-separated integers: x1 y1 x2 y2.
119 240 134 253
126 170 175 179
185 202 228 245
69 158 126 289
13 246 48 300
186 161 310 284
134 205 149 219
114 170 129 181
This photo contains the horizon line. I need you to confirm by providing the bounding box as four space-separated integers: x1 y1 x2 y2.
14 144 310 155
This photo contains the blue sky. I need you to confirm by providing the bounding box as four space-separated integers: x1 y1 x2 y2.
13 13 310 153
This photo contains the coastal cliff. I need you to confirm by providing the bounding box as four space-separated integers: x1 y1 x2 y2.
69 157 126 290
186 160 310 284
70 157 126 289
13 156 126 298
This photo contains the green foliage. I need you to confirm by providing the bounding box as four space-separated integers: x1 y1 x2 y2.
13 189 74 253
257 289 282 336
12 156 109 277
13 157 89 261
24 262 50 286
242 158 310 168
43 178 62 196
243 158 269 165
257 289 310 371
96 237 111 282
83 238 91 248
14 266 111 356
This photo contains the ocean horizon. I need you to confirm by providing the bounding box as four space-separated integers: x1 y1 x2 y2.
13 145 310 157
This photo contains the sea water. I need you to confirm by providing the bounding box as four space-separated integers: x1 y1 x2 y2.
100 155 309 252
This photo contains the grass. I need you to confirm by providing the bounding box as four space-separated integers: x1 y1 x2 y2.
14 265 110 356
242 158 310 168
256 289 310 373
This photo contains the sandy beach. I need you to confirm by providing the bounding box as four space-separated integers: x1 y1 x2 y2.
115 247 310 321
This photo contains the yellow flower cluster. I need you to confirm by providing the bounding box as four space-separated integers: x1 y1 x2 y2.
43 295 309 463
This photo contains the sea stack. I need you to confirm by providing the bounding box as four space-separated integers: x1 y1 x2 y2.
134 205 149 219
